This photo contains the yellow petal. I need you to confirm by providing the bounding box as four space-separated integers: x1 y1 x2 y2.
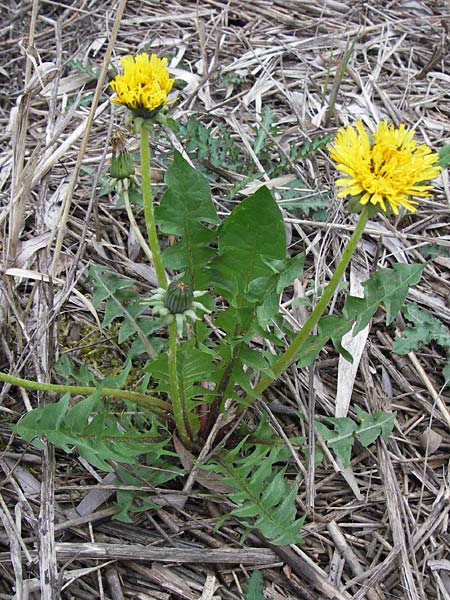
328 120 441 215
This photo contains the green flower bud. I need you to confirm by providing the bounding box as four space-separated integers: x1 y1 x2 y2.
164 281 194 314
110 151 135 180
110 129 135 181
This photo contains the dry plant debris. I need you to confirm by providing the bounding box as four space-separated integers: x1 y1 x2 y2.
1 1 450 599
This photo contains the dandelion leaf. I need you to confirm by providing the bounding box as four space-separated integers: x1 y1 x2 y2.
393 303 450 354
205 419 303 545
208 186 286 305
316 417 356 468
354 406 396 447
344 263 425 334
438 144 450 169
245 571 264 600
156 151 219 287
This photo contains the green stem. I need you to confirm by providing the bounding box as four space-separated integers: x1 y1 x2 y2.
0 371 171 414
245 207 370 404
206 349 239 435
140 125 187 441
168 321 191 446
140 125 167 289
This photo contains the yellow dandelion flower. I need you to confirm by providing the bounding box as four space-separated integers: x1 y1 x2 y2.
110 53 175 117
328 120 441 214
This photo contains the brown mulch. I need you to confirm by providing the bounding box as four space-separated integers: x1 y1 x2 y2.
1 1 450 599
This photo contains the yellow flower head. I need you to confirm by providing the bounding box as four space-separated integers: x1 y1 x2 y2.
328 120 441 214
110 53 175 117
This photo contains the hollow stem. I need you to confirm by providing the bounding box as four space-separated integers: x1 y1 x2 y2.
140 124 167 288
140 124 187 440
244 206 370 404
168 321 191 445
0 371 171 414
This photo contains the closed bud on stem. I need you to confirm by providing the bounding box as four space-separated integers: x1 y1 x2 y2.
148 282 210 338
110 130 135 181
111 152 135 180
164 281 194 314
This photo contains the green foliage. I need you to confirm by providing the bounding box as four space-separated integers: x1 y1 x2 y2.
89 265 163 359
419 243 450 260
156 151 220 288
292 263 425 369
14 357 181 521
205 419 305 545
68 58 99 80
114 458 183 522
294 315 353 368
252 106 274 156
144 339 225 434
278 178 329 220
295 133 334 157
56 353 97 386
14 389 170 472
249 107 332 172
245 571 264 600
343 263 425 334
209 186 286 306
316 408 396 468
393 303 450 385
173 116 243 176
438 144 450 168
175 113 331 218
221 72 248 87
201 186 306 412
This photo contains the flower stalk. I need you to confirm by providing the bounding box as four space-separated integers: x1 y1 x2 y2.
0 371 171 414
140 125 167 289
244 206 370 404
140 125 186 442
168 321 191 446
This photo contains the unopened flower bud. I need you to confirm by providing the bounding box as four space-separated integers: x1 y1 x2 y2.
164 281 194 315
110 151 135 180
110 130 135 181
